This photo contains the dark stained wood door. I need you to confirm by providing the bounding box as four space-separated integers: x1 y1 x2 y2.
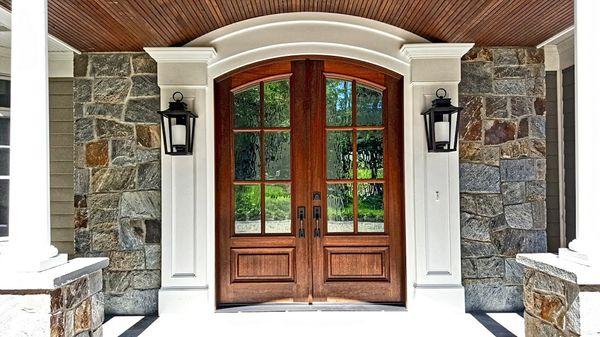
216 58 404 306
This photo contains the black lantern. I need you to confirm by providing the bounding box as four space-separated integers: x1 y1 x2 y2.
421 88 463 152
157 92 197 155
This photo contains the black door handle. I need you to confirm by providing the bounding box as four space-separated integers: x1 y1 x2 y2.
313 206 321 237
297 206 306 238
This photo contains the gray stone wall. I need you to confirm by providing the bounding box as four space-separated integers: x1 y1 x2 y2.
0 270 104 337
73 53 161 315
459 47 548 312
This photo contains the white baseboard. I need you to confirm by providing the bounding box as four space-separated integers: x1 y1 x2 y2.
409 285 465 314
159 287 211 316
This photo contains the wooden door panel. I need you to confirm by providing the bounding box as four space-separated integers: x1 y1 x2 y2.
232 247 296 283
325 246 389 281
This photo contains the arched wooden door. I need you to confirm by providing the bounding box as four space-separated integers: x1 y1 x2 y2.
215 58 405 306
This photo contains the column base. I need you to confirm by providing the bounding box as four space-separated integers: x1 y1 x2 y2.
158 287 210 316
409 285 465 314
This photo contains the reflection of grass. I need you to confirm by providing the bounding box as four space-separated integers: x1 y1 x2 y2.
234 184 291 221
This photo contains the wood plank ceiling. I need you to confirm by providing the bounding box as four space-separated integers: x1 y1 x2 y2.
0 0 573 52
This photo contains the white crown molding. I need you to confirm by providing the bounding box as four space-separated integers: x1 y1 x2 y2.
144 47 217 63
400 43 474 62
537 26 575 49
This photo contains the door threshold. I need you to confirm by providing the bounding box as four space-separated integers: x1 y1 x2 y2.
217 302 406 313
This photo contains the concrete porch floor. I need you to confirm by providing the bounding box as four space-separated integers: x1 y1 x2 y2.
104 311 525 337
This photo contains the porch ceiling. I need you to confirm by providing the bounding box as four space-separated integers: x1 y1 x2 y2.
0 0 573 52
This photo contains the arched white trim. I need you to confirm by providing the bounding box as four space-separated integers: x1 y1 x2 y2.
146 12 473 316
185 12 428 78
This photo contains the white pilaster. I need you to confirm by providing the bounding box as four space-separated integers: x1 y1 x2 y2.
3 0 66 271
560 0 600 265
400 43 473 313
144 47 216 315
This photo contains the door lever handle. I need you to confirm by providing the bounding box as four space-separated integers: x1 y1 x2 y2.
297 206 306 238
313 206 321 237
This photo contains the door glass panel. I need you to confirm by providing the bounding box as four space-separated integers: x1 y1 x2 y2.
327 183 354 233
264 79 290 127
326 131 353 179
234 85 260 128
265 131 290 180
234 132 260 181
357 183 384 233
326 79 352 126
265 184 292 233
357 130 383 179
234 184 261 234
357 85 383 126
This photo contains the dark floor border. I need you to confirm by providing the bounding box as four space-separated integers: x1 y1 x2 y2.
217 302 406 313
472 313 517 337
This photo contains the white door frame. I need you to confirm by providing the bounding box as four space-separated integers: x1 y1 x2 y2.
146 12 473 316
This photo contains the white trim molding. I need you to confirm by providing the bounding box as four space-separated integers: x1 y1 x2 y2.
146 12 472 316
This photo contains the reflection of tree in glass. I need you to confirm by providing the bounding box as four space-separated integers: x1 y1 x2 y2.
357 131 383 179
265 132 290 180
234 132 260 180
357 85 383 126
326 79 352 126
234 85 260 128
327 131 353 179
235 185 260 221
265 184 291 221
358 183 384 222
265 80 290 127
327 184 354 221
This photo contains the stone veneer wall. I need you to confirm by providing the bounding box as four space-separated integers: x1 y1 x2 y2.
73 53 161 314
0 270 104 337
458 47 548 311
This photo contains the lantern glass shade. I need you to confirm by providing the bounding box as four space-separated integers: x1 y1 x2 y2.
421 88 463 152
157 92 198 155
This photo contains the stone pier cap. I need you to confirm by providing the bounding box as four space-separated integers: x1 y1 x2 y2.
517 253 600 286
0 258 108 291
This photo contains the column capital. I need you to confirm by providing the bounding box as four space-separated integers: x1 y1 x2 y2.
144 47 216 63
145 47 216 88
399 43 474 62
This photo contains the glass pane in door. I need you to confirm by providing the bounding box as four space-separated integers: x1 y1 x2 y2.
265 131 291 180
357 130 383 179
234 184 261 234
326 131 353 179
234 132 260 181
234 85 260 128
264 80 290 127
357 183 384 233
265 184 292 233
326 79 352 126
357 85 383 126
327 183 354 233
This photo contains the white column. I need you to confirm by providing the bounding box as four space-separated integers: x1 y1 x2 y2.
563 0 600 264
5 0 66 271
400 43 473 313
144 47 216 315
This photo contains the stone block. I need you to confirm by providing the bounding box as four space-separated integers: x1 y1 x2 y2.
108 250 145 271
104 289 158 315
525 291 566 329
130 75 159 97
529 116 546 138
476 194 504 217
485 96 508 118
493 79 528 96
492 229 547 256
459 142 499 166
145 244 161 270
93 78 132 104
527 78 546 97
63 277 89 309
96 119 135 140
90 167 136 192
475 257 505 278
74 103 85 119
462 47 493 62
136 124 161 148
111 139 159 166
535 159 546 180
74 298 92 334
459 163 500 193
91 293 104 331
504 203 534 229
51 288 63 313
501 181 526 205
88 270 103 295
510 96 535 117
144 219 161 244
460 194 478 214
87 193 120 210
132 54 157 74
91 228 119 251
92 326 102 337
65 308 75 337
85 140 109 167
74 118 95 144
535 97 546 115
526 181 546 202
74 79 93 103
524 312 562 337
532 201 547 229
461 212 491 241
461 239 499 258
458 95 483 141
493 49 519 65
85 103 124 119
74 208 89 229
484 120 516 145
132 270 161 290
51 311 65 337
120 191 161 219
462 259 477 278
74 54 89 77
88 209 119 226
464 279 524 312
529 138 546 158
500 159 536 182
518 48 545 65
501 139 529 159
137 162 161 190
124 97 160 123
90 54 131 77
104 271 132 294
525 269 565 296
119 219 145 250
494 65 529 79
74 228 91 256
505 258 524 285
74 168 90 195
459 61 493 94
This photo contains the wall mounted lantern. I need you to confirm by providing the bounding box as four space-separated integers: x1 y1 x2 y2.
421 88 463 152
157 92 197 156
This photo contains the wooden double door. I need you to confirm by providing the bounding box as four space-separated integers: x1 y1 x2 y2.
216 58 405 306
